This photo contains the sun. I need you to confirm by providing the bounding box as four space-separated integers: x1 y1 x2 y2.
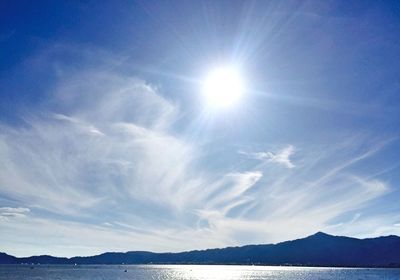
203 66 244 108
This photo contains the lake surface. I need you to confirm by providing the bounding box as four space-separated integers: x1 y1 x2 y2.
1 264 400 279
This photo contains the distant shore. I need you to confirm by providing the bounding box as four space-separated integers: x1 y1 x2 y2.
2 232 400 268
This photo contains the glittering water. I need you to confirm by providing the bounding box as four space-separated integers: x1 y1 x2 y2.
1 265 400 280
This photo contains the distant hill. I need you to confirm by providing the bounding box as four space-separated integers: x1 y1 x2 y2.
2 232 400 267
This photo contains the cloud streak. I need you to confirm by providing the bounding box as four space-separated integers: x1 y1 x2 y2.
0 207 30 221
240 145 295 168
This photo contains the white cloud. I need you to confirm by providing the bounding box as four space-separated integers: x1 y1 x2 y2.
0 207 30 221
0 70 189 216
240 145 295 168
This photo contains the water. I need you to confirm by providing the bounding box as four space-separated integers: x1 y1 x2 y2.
1 265 400 280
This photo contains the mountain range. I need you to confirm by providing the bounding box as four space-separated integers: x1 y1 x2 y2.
1 232 400 267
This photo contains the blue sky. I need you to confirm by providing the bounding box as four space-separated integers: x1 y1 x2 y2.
1 0 400 257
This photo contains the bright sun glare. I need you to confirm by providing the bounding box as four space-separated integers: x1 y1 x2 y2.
203 66 244 108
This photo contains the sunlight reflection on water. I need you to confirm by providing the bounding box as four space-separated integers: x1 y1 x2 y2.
150 265 382 280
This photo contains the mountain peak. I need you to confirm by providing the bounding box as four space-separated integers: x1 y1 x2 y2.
310 231 332 238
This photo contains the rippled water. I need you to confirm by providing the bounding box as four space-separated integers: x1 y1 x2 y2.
1 265 400 279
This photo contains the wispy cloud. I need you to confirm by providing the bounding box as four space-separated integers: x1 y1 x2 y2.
0 207 30 221
240 145 295 168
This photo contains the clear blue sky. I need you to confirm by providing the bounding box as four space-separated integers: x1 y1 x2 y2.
1 0 400 257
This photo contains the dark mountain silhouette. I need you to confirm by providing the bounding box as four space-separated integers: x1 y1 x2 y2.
0 253 17 264
1 232 400 267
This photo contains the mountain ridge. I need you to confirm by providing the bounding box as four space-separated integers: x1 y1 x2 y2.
2 232 400 267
